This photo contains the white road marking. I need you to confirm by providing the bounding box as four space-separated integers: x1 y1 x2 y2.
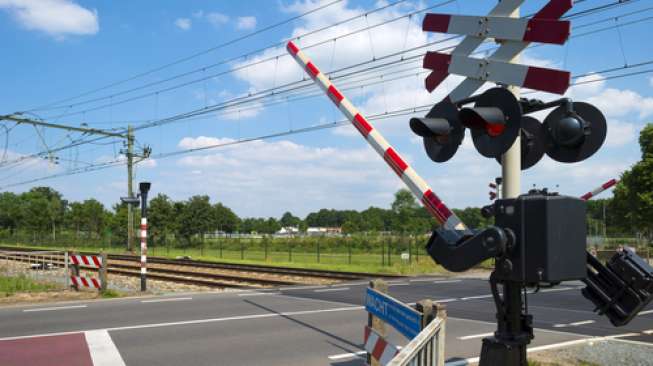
85 330 126 366
638 309 653 315
432 280 463 284
279 285 325 291
538 287 580 293
237 292 281 297
461 294 493 300
553 320 595 328
0 306 366 341
328 346 402 360
23 305 87 312
328 350 366 360
409 278 443 282
435 298 458 303
335 281 369 286
388 283 410 286
458 332 494 340
141 297 192 303
314 287 350 293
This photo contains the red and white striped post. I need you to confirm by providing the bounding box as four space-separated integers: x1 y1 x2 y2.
139 182 151 292
286 41 472 239
581 178 618 201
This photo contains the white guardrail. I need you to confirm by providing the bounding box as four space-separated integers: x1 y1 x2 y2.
388 315 446 366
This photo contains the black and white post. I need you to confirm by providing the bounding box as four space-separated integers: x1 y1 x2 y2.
139 182 151 292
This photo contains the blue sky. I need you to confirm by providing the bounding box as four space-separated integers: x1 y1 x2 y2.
0 0 652 218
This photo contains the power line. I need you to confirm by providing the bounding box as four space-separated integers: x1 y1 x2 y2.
22 0 345 113
27 0 413 113
43 0 457 120
4 64 652 190
44 0 648 122
2 0 647 171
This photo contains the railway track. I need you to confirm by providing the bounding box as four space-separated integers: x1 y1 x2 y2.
0 246 404 288
1 252 305 288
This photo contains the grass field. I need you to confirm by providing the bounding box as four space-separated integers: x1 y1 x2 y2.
0 274 57 297
0 241 467 275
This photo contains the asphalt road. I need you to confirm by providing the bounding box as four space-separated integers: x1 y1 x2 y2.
0 276 651 365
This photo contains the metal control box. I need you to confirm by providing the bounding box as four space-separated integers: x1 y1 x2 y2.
494 193 587 284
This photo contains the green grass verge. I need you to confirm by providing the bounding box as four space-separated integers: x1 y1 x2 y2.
1 242 450 275
0 274 57 297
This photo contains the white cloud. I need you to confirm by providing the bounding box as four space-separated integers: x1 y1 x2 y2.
174 17 191 31
0 0 98 38
171 136 399 216
206 12 229 27
236 16 256 30
605 120 636 147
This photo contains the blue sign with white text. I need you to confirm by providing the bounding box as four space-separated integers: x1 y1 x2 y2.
365 287 422 339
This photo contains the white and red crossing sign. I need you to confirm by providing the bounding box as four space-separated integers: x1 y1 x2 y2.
70 275 101 289
423 0 573 101
70 254 102 268
364 326 400 366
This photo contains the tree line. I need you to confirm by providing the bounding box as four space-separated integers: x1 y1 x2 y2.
0 186 489 247
1 123 651 245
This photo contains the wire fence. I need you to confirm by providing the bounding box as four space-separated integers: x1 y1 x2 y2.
1 232 650 268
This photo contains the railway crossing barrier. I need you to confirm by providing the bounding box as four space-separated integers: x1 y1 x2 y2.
365 280 447 366
69 252 107 292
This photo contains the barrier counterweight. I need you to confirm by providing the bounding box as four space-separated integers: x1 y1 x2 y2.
286 41 471 238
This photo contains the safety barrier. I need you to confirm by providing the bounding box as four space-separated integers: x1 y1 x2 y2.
364 280 447 366
387 313 446 366
69 252 107 292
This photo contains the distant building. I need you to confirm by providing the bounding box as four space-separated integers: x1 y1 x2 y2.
276 226 299 236
306 227 342 236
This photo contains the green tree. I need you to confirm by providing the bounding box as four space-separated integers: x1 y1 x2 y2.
175 195 214 245
611 124 653 236
0 192 22 234
108 202 139 249
213 202 239 233
19 187 65 240
453 207 491 229
148 194 175 246
81 199 106 238
280 211 301 228
391 189 419 212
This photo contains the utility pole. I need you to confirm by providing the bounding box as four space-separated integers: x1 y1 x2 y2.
1 115 151 253
501 5 521 200
127 125 134 253
120 125 151 253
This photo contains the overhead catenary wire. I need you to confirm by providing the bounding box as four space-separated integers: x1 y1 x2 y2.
3 63 652 190
42 0 652 124
25 0 417 113
42 0 457 120
21 0 346 113
28 0 630 114
1 0 647 175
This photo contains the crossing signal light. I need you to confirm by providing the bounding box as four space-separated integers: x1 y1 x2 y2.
494 116 546 170
458 87 522 158
409 89 606 167
410 99 464 162
543 101 607 163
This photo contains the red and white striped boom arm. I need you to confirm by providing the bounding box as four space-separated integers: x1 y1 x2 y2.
581 178 618 201
286 41 471 238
